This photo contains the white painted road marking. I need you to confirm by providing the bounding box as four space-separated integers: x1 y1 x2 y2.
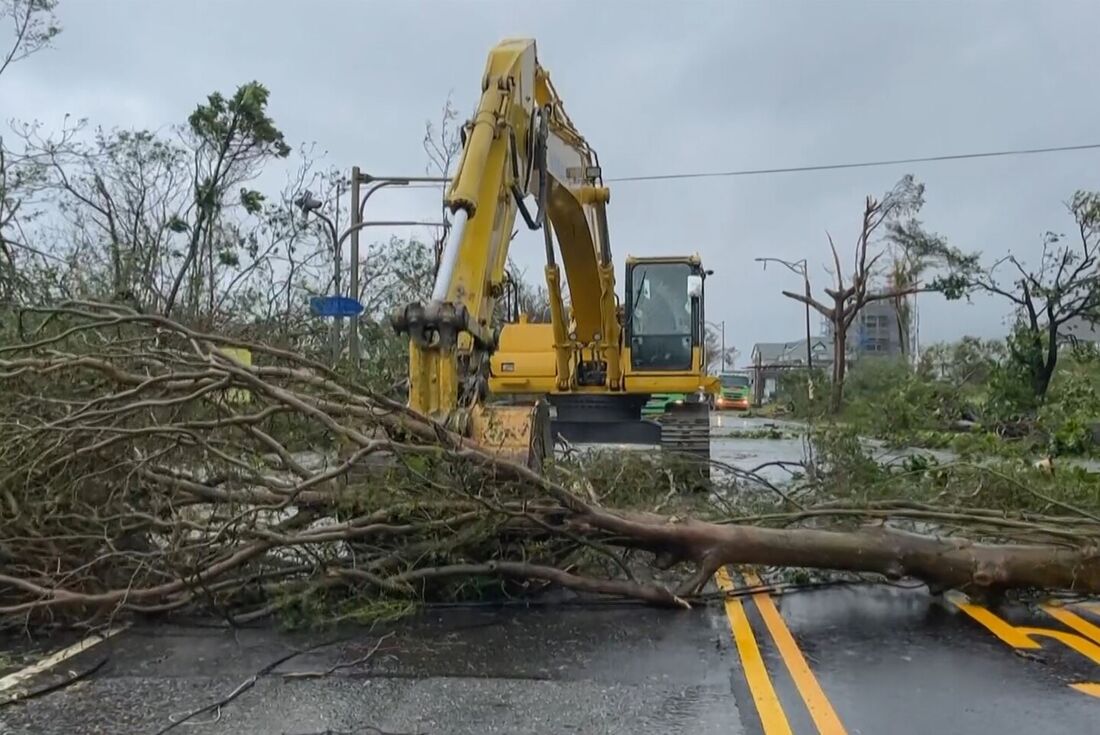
0 625 127 694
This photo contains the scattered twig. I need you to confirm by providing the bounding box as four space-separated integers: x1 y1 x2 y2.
282 727 425 735
154 639 341 734
281 632 395 679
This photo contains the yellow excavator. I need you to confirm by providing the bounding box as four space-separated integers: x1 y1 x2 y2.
391 38 718 469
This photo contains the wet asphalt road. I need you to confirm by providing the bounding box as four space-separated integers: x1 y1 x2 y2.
748 583 1100 733
3 417 1100 734
4 582 1100 734
4 581 1099 734
1 603 744 735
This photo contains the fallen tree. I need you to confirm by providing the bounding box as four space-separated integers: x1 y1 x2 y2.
1 301 1099 630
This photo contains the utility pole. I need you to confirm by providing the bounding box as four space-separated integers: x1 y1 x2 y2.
803 272 814 400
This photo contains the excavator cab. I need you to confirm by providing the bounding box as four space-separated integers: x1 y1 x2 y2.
625 257 707 373
483 254 717 463
622 255 718 461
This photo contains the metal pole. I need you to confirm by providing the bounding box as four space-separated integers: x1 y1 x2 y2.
343 171 448 365
349 166 361 368
754 256 814 401
331 182 342 363
804 269 814 401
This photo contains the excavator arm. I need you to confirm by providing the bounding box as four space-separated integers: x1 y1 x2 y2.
392 38 619 452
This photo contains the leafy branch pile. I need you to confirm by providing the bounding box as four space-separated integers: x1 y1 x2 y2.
2 303 1100 632
0 301 689 629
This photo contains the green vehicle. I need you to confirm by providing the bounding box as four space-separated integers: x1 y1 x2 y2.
715 372 751 410
644 371 751 415
641 392 689 417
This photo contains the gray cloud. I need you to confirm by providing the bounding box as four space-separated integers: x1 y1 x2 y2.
2 0 1099 360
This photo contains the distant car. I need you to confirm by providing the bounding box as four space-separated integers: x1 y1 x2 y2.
715 372 751 411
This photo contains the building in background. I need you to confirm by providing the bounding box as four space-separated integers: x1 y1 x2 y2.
823 299 905 361
749 337 831 404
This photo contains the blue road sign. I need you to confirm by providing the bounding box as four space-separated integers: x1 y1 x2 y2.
309 296 364 318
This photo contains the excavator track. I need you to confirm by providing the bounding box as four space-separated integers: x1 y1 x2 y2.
653 401 711 491
657 403 711 460
655 399 712 492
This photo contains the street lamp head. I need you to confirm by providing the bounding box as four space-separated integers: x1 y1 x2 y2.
294 190 324 214
755 256 809 277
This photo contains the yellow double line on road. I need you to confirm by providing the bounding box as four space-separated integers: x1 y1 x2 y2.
715 567 847 734
949 591 1100 698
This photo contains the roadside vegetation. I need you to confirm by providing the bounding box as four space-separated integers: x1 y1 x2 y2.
773 335 1100 460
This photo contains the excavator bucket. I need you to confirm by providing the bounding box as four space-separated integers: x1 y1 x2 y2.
468 400 552 471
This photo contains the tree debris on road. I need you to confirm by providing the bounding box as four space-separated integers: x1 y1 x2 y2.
2 302 1099 631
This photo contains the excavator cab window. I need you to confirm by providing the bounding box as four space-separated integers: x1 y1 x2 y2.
626 261 699 371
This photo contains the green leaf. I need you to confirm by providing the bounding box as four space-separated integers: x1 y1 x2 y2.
239 188 265 215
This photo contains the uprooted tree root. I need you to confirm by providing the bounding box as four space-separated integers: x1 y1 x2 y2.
1 301 1099 631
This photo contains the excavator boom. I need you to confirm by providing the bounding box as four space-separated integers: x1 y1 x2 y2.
392 38 717 469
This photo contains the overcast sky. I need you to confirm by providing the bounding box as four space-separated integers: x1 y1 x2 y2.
3 0 1098 364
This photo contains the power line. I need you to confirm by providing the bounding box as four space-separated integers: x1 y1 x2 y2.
605 142 1100 183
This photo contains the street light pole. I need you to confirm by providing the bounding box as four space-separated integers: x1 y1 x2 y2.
347 171 451 367
349 167 362 365
295 185 445 364
293 191 343 360
333 179 342 360
337 219 447 362
802 272 814 399
755 256 814 401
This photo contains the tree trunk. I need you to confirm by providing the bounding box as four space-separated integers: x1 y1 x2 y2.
579 511 1100 599
895 295 911 359
830 323 847 413
1035 360 1055 401
1036 320 1060 400
1025 343 1051 402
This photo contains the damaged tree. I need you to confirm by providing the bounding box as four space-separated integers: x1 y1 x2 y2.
919 190 1100 405
781 176 932 412
1 302 1099 630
